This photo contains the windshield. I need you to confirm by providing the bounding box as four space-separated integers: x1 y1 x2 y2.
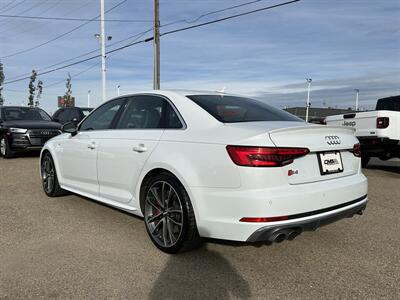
2 107 52 121
187 95 302 123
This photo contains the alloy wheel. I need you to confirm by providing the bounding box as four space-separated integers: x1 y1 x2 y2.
0 138 5 156
41 156 55 194
145 181 184 248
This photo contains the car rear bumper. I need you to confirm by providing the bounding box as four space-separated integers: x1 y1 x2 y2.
189 173 368 241
246 195 367 243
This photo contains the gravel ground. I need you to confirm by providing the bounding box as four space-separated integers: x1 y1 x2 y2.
0 156 399 299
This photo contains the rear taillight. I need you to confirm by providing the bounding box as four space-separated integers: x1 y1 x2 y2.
226 146 310 167
239 216 288 222
351 143 361 157
376 117 389 129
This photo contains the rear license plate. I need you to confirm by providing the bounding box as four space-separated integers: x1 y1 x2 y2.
317 151 343 175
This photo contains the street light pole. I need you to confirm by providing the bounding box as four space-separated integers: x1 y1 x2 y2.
305 78 312 123
100 0 107 102
87 90 91 107
117 85 120 96
153 0 160 90
355 89 359 111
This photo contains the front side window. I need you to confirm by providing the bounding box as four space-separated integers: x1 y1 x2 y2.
187 95 302 123
117 95 183 129
80 98 125 131
2 107 51 121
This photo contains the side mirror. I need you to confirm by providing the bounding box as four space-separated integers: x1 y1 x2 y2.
62 122 78 136
53 117 60 123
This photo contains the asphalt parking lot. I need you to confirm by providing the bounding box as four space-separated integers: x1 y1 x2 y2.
0 157 399 299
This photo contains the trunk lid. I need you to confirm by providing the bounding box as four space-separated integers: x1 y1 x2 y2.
268 125 359 184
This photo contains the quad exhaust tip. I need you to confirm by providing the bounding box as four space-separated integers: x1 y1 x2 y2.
270 229 302 243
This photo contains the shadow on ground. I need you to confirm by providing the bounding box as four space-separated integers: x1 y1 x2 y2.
149 246 251 300
365 164 400 174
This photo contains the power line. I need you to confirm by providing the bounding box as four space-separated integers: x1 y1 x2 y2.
0 0 58 34
0 0 128 59
162 0 266 27
0 0 19 12
3 0 269 80
161 0 300 38
2 0 94 44
44 62 101 88
0 0 27 14
5 27 153 82
3 0 300 85
0 14 152 22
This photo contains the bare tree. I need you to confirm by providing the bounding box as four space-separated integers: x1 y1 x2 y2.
0 60 5 106
64 73 72 107
28 70 37 107
35 80 43 107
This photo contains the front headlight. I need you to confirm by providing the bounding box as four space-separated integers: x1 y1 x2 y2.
9 128 28 134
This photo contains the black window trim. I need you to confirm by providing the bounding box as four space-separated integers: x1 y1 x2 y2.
114 93 187 131
78 97 128 132
77 94 187 132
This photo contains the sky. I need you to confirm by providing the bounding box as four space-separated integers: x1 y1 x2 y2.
0 0 399 113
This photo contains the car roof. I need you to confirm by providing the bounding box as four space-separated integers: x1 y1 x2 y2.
0 106 42 109
117 89 231 98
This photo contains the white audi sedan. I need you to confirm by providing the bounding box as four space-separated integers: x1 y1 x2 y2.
40 90 368 253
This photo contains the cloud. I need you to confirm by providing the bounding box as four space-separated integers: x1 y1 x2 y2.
1 0 399 113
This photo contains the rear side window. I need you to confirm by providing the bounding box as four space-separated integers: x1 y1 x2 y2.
117 95 183 129
69 108 81 121
187 95 302 123
55 109 71 123
376 96 400 111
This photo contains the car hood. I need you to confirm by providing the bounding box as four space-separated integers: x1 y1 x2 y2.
2 120 61 129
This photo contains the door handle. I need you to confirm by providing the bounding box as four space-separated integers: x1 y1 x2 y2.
88 142 97 150
133 144 147 153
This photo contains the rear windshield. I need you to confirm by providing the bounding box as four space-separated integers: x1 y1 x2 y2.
376 96 400 111
187 95 302 123
2 107 51 121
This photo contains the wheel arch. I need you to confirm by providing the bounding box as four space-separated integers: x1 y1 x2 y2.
39 146 63 184
137 164 193 216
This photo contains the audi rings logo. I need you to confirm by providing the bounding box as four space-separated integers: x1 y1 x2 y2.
325 135 341 145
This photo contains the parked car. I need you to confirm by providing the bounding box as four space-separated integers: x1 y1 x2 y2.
40 90 368 253
0 106 61 158
52 107 93 125
325 95 400 167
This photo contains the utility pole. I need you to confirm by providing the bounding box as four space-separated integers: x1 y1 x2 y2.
305 78 312 123
355 89 359 111
153 0 160 90
87 90 91 107
100 0 107 102
117 85 120 96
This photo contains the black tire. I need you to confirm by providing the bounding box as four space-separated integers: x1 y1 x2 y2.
0 136 15 159
361 155 370 168
142 172 202 254
41 152 68 197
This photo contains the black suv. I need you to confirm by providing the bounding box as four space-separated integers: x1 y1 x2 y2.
52 107 93 125
0 106 61 158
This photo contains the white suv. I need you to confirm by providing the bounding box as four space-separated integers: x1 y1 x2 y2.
40 90 368 253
